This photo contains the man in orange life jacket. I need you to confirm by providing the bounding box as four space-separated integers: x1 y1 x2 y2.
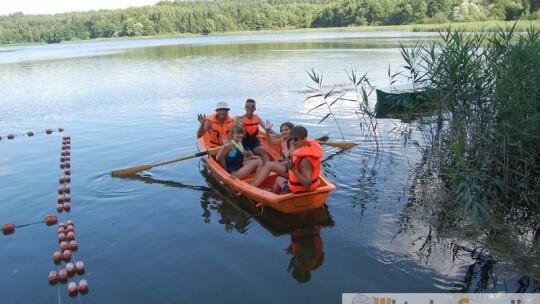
273 126 323 194
237 99 273 163
197 102 235 148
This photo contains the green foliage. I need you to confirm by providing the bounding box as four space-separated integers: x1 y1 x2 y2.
400 25 540 226
1 0 539 45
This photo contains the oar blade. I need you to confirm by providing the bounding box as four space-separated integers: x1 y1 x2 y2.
318 140 356 149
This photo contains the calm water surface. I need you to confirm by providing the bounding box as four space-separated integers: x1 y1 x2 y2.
1 32 537 304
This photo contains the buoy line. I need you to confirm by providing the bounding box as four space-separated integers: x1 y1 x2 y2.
0 128 64 141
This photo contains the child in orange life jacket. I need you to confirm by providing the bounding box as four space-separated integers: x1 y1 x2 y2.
215 124 263 179
250 121 295 188
197 101 235 148
236 99 274 163
272 126 323 194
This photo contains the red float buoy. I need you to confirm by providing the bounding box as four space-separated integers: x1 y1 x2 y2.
45 215 57 225
67 220 74 226
64 194 71 202
60 241 69 251
67 231 75 241
68 282 78 297
57 186 64 195
66 225 74 233
78 279 89 294
2 222 15 235
7 134 14 139
64 186 71 193
56 204 64 213
46 129 53 134
75 261 85 275
59 222 66 228
27 131 34 136
65 150 70 156
53 251 62 264
48 271 58 285
64 175 71 183
63 202 71 212
65 169 71 175
64 161 71 168
58 269 68 282
66 262 75 276
58 226 65 234
58 233 66 242
58 128 64 133
62 250 71 262
69 240 78 251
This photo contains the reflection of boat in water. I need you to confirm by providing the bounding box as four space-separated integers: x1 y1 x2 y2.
202 170 334 283
197 130 336 214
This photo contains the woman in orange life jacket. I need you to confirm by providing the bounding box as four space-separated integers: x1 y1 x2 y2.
272 126 323 194
197 101 235 148
250 121 295 188
215 124 263 179
236 99 274 163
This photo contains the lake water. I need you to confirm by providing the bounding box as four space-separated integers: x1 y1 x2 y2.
1 31 537 303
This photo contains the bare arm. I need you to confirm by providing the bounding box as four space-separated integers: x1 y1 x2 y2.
287 158 314 189
197 115 211 138
260 118 276 134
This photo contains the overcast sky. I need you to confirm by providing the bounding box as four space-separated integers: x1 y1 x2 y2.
0 0 163 16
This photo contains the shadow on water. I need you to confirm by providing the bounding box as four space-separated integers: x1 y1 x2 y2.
120 167 335 284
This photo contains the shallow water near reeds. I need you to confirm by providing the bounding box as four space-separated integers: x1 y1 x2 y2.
0 31 537 304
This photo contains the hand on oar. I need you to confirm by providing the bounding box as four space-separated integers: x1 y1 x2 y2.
111 146 222 176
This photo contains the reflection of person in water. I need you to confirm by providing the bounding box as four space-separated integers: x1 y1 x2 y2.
286 227 324 283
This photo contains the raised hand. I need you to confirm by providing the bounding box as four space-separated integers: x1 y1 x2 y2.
264 119 273 130
197 114 206 125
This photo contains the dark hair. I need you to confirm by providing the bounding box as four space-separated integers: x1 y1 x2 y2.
289 126 308 139
280 122 294 131
245 98 256 105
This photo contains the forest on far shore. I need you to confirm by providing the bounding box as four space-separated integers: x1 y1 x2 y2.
1 0 540 44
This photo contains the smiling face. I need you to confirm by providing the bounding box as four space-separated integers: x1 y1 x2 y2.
245 100 256 115
288 126 308 149
216 108 229 121
280 125 291 139
231 129 245 142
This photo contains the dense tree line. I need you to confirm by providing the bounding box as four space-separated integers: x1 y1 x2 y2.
0 0 539 44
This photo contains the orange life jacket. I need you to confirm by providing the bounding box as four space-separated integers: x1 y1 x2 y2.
207 113 234 147
288 139 323 193
242 115 260 136
291 228 324 271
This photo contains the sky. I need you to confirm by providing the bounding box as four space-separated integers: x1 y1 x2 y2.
0 0 163 16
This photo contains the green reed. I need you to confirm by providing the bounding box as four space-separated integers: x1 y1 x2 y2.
401 24 540 227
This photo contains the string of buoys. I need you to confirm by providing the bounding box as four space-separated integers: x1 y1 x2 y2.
46 135 90 298
0 127 64 141
1 214 58 235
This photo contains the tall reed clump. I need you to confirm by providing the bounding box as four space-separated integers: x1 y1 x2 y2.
401 25 540 228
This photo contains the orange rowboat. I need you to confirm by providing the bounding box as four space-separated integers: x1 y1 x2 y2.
197 131 336 214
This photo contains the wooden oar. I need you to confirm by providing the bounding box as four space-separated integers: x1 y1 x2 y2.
111 146 222 177
317 140 356 149
258 133 355 149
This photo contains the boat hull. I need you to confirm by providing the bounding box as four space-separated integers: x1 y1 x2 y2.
197 131 335 214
